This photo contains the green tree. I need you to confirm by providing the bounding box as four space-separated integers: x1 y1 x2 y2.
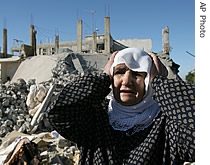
185 71 195 84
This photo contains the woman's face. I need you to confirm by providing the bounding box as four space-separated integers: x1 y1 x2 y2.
112 63 147 106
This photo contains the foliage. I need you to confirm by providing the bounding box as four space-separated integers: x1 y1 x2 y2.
185 71 195 84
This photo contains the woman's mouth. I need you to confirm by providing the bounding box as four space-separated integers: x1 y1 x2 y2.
120 90 135 94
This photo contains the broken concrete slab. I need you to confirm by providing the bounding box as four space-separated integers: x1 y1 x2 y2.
11 53 71 84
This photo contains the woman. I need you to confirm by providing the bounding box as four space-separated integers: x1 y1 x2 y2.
48 48 195 164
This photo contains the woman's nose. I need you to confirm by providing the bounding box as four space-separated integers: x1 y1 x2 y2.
122 71 133 85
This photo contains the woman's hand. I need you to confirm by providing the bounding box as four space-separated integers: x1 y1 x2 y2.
147 52 168 82
103 51 118 79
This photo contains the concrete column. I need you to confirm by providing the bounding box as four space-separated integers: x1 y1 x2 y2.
3 28 7 58
77 20 82 53
30 25 34 47
30 25 37 55
104 17 110 54
162 26 170 53
92 32 97 53
55 35 59 54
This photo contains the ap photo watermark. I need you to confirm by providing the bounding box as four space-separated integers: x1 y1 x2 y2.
200 2 207 38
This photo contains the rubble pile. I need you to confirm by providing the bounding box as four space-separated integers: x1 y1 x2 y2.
51 54 80 86
0 78 30 138
0 54 87 164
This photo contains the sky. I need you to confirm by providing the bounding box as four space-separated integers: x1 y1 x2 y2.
0 0 195 79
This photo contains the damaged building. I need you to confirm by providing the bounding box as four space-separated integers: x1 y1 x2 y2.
1 17 181 84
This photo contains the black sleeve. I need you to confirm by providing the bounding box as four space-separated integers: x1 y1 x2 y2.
47 73 111 145
151 76 195 162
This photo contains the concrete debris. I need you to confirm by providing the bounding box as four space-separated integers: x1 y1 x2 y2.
0 131 80 165
0 53 89 164
26 84 49 116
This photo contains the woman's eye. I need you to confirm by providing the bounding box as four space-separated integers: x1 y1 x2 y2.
133 72 141 76
133 72 146 78
114 70 124 75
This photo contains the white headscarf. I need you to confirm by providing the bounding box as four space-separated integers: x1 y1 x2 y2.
108 48 160 135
